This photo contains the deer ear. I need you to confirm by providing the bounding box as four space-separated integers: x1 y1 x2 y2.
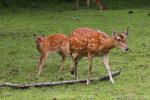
124 30 128 36
33 33 37 37
112 30 117 37
33 33 38 40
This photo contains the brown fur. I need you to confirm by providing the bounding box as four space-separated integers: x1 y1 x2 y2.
69 27 129 84
35 34 70 75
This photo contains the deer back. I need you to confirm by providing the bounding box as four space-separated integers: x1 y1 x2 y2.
69 27 110 55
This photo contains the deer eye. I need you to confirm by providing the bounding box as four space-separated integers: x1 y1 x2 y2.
116 39 121 41
119 35 124 39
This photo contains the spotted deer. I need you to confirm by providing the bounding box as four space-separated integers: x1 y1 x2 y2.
69 27 129 85
34 34 70 75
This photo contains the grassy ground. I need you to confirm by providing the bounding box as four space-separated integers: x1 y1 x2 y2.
0 1 150 100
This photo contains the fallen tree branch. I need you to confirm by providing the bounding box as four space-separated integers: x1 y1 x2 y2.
0 70 120 89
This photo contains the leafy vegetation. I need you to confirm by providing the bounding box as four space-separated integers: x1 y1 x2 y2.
0 1 150 100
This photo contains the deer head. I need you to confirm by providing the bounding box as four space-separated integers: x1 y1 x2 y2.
112 30 129 51
33 33 45 43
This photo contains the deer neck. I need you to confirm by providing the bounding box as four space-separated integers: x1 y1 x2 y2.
101 37 116 52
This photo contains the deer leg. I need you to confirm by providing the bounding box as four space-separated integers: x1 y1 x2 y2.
57 55 66 74
103 54 115 84
70 56 75 75
87 0 90 8
87 53 93 85
96 0 105 10
74 59 78 80
74 57 81 80
37 52 48 75
70 53 78 75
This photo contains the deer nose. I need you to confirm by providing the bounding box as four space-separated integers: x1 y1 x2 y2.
125 47 129 51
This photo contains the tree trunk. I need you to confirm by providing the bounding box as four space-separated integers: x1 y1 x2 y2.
76 0 79 9
0 70 120 89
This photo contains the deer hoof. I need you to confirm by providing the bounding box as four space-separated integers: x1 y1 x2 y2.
37 72 41 76
70 70 74 75
110 80 115 84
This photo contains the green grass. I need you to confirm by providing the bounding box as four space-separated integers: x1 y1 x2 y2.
0 1 150 100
